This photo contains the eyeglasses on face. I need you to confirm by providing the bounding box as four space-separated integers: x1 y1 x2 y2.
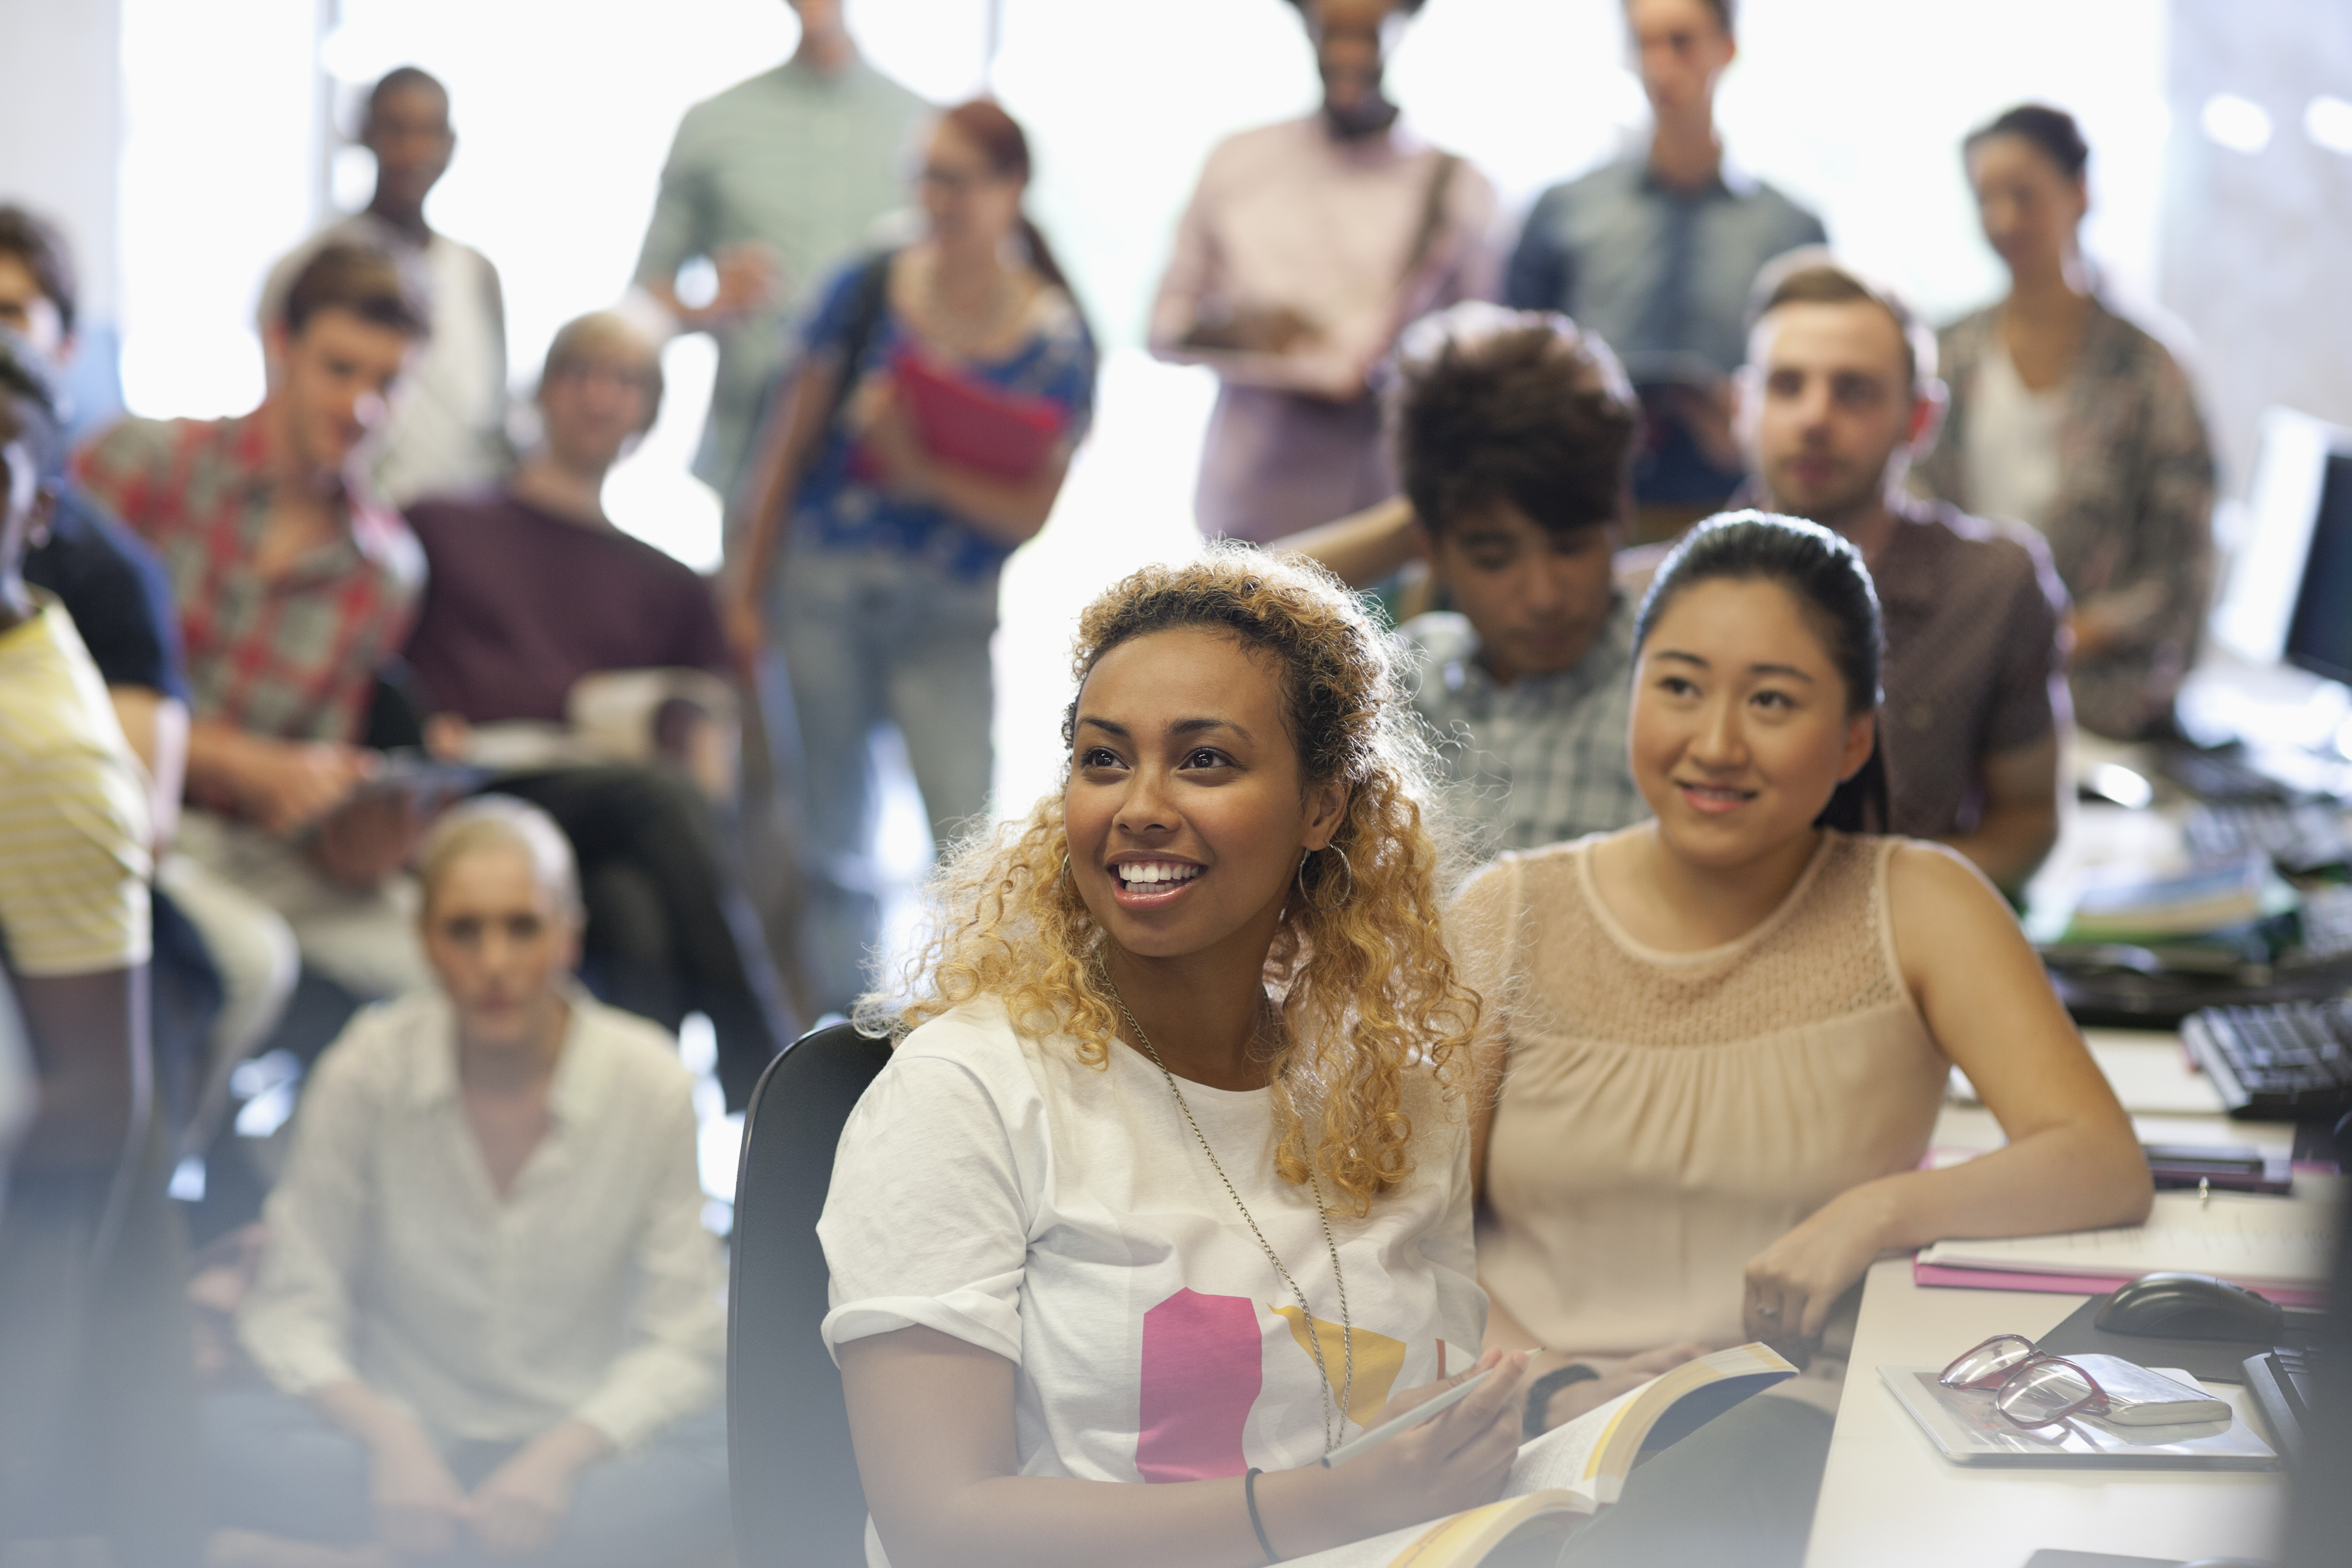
1937 1333 2112 1429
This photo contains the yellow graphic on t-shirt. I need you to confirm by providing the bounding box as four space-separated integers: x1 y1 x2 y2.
1270 1306 1405 1425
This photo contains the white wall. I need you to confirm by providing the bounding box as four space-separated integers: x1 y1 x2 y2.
2163 0 2352 484
0 0 122 322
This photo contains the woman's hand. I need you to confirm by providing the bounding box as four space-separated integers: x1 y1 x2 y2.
1742 1183 1896 1356
1260 1349 1530 1551
1533 1342 1712 1432
467 1420 611 1557
854 382 939 502
366 1420 470 1555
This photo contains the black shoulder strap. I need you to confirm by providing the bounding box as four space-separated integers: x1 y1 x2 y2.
822 249 897 433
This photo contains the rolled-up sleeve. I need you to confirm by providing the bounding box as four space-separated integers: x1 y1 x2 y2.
238 1045 377 1396
817 1053 1035 1366
571 1078 727 1451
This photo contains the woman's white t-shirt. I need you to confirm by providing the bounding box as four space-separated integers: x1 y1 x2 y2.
820 998 1483 1538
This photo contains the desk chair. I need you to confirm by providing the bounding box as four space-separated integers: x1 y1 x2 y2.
728 1020 893 1568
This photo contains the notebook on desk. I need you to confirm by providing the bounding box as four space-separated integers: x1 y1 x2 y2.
1914 1190 2336 1306
1880 1364 2275 1467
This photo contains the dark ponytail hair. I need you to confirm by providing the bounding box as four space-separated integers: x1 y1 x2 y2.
939 99 1076 300
1633 510 1890 834
1964 103 2090 183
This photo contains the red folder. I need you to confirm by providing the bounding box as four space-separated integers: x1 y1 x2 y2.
892 348 1068 480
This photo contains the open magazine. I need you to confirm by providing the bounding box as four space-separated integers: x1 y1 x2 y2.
1286 1343 1798 1568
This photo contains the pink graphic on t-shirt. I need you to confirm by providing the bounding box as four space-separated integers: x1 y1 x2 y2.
1136 1288 1263 1482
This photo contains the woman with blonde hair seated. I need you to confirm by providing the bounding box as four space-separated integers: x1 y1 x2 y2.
821 551 1529 1568
1460 512 2151 1564
207 798 728 1568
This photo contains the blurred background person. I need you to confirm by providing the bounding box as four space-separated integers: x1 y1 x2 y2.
402 311 796 1106
634 0 930 513
1736 256 2069 891
78 242 436 1008
1151 0 1496 544
1912 103 2217 742
727 100 1095 1017
1278 302 1650 859
1507 0 1823 536
0 356 202 1568
210 799 727 1568
0 222 282 1161
263 67 511 508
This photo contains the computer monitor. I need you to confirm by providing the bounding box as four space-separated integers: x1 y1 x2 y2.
2212 407 2352 680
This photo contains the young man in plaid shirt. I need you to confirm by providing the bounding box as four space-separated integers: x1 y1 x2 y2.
77 241 433 1001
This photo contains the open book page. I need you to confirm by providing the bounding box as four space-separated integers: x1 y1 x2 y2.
1280 1493 1594 1568
1276 1344 1795 1568
1507 1386 1645 1500
1511 1343 1799 1505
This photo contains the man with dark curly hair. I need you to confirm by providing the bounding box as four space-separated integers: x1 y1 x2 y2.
1279 302 1647 856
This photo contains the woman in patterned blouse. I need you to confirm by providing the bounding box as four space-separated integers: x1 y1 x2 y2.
1914 103 2217 741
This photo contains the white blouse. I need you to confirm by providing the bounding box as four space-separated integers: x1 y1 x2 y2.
238 988 726 1450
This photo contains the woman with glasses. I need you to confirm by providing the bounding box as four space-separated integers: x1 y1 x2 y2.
1458 514 2151 1565
726 99 1097 1016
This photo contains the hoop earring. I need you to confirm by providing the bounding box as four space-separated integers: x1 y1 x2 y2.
1296 845 1353 912
1057 855 1072 892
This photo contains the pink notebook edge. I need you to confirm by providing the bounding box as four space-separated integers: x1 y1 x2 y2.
1911 1258 2327 1308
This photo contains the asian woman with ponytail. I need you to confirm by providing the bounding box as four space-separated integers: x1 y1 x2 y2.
1453 513 2150 1564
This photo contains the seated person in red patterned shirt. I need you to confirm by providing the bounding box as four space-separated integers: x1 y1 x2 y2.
401 312 794 1108
76 240 434 1002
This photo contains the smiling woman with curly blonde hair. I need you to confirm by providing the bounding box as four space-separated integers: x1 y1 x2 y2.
821 547 1526 1568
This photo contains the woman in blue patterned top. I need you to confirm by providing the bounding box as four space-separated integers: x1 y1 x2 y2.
727 98 1096 1014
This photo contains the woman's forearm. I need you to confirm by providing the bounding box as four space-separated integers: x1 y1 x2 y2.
732 363 835 592
1852 1116 2152 1255
922 458 1067 549
312 1377 437 1455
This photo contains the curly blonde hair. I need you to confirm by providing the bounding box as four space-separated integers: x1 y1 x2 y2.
860 548 1480 1214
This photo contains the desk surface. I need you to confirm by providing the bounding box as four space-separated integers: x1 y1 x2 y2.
1803 1031 2305 1567
1802 1259 2288 1568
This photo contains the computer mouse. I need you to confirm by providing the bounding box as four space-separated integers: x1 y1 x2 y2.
2093 1271 2286 1340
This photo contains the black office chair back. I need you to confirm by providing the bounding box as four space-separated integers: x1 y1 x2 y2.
728 1020 894 1568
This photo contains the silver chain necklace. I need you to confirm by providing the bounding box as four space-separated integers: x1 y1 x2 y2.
1101 972 1356 1455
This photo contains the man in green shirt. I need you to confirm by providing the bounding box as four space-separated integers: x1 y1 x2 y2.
633 0 930 510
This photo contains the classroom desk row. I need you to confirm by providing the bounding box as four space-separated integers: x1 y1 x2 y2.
1801 1030 2323 1568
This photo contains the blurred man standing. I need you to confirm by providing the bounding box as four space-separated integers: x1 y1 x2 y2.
1508 0 1822 530
1152 0 1497 544
263 67 510 507
634 0 929 513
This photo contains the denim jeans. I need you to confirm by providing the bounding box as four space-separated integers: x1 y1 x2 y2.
769 545 999 1015
202 1390 730 1568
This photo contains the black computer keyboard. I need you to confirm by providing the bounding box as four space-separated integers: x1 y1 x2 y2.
2243 1344 2319 1465
2159 744 2296 804
2184 800 2352 875
2182 998 2352 1118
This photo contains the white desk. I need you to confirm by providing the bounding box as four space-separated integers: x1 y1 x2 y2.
1803 1259 2287 1568
1803 1028 2310 1567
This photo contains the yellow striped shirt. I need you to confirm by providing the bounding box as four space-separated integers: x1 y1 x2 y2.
0 598 153 976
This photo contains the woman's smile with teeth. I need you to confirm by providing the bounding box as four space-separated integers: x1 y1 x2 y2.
1117 861 1202 886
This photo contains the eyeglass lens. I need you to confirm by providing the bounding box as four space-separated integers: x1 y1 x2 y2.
1993 1359 2101 1426
1940 1334 2038 1389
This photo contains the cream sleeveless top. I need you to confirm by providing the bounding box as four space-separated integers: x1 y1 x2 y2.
1459 830 1949 1355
